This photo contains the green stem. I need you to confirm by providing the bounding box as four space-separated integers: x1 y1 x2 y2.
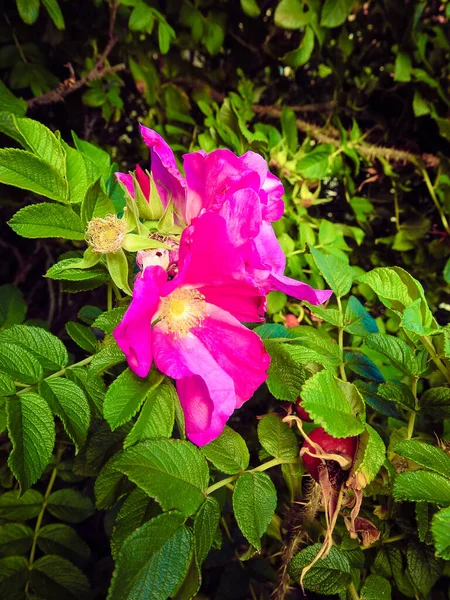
407 411 416 440
18 355 94 396
25 448 63 593
420 335 450 383
206 457 298 495
422 168 450 236
407 377 418 440
348 582 360 600
336 296 347 381
107 281 113 311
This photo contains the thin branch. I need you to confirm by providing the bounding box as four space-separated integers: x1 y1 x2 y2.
27 0 122 109
27 63 126 109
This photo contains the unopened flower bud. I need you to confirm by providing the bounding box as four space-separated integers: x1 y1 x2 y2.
86 215 127 254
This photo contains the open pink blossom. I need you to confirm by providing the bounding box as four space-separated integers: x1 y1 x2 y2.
113 212 270 446
116 126 331 305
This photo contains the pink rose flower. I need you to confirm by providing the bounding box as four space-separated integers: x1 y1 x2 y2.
116 126 332 306
113 212 270 446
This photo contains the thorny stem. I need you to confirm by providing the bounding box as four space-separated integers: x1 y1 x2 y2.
421 168 450 236
420 335 450 383
348 582 361 600
25 448 63 593
206 457 298 495
17 355 94 396
336 296 347 381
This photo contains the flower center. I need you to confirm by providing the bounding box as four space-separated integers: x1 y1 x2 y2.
158 288 207 338
86 214 127 254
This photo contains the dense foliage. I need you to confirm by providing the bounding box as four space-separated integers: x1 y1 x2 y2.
1 0 450 598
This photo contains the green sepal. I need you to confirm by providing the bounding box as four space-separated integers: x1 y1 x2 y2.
122 234 171 253
133 171 165 221
106 250 132 295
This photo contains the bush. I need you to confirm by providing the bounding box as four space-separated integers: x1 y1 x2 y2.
1 0 450 598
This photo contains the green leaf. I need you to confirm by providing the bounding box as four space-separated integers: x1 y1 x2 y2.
344 296 379 336
274 0 310 29
0 523 33 557
281 107 297 154
106 250 132 295
114 439 209 516
64 144 90 205
124 379 176 448
0 325 68 370
39 379 90 453
365 334 419 375
129 1 154 31
41 0 65 28
395 440 450 478
111 488 156 560
30 555 90 600
310 246 352 297
47 489 94 523
107 512 192 600
0 343 43 384
257 414 298 460
37 524 91 562
158 21 174 54
104 368 157 431
232 472 277 550
194 497 220 566
283 26 315 68
264 340 308 401
92 307 126 334
240 0 260 18
66 367 105 419
0 373 16 397
288 544 351 594
72 132 110 175
0 489 44 520
321 0 354 28
298 145 333 179
432 507 450 559
46 259 106 283
267 291 287 314
0 81 27 117
393 471 450 504
394 52 412 83
89 343 125 376
94 452 134 510
201 426 250 474
361 575 392 600
7 393 55 491
8 203 84 240
301 370 365 438
12 117 66 175
378 380 416 411
65 322 97 353
351 424 385 487
420 387 450 419
289 330 342 368
406 541 442 596
0 149 68 201
357 267 437 333
0 284 26 328
16 0 40 24
0 556 29 600
345 352 384 382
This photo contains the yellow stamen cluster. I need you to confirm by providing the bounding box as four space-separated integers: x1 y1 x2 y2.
158 287 207 338
86 215 127 254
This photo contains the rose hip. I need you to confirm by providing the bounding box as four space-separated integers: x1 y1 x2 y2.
295 396 312 422
301 427 358 488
